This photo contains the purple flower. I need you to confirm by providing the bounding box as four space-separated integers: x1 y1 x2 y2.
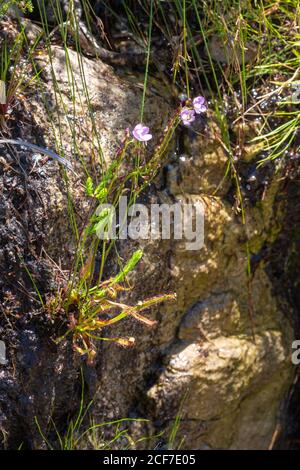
193 95 207 114
180 107 196 126
132 123 152 142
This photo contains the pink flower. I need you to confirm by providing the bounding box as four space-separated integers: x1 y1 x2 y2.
180 107 196 126
193 95 207 114
132 123 152 142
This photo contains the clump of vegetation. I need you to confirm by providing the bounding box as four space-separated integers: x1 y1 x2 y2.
0 20 41 120
50 248 175 363
34 370 151 450
0 31 25 116
0 1 33 16
34 370 185 450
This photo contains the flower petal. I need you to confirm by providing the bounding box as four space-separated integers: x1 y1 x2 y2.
132 129 141 140
193 96 207 114
132 123 152 142
193 95 205 105
194 104 207 114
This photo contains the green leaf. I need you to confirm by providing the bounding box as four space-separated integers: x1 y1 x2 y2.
114 249 143 283
85 176 94 197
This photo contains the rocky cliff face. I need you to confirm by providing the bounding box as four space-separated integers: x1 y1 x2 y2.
93 111 295 450
0 19 298 449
